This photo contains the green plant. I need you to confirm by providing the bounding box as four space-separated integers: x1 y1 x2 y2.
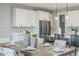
20 50 32 56
32 34 37 37
70 26 78 32
25 30 30 34
71 27 76 31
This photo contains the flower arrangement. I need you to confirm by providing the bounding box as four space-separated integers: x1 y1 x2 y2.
30 32 37 37
25 30 30 34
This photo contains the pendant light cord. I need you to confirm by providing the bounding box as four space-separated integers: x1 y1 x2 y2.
66 3 68 15
56 3 57 16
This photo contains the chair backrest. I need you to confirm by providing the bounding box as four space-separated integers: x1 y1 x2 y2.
37 38 44 46
11 33 19 43
54 40 66 48
71 35 79 47
76 51 79 56
54 34 62 40
0 47 16 56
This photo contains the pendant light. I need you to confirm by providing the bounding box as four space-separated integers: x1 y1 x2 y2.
65 3 69 19
55 3 58 20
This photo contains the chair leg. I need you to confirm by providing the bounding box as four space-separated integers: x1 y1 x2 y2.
75 47 77 56
16 51 18 55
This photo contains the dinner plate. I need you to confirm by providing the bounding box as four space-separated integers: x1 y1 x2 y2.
9 43 17 46
25 46 36 51
53 48 64 53
43 43 51 47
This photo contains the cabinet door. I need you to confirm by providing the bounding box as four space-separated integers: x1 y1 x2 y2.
12 8 37 27
25 10 37 27
38 11 45 20
13 8 26 27
25 10 32 27
38 11 50 21
44 12 50 21
30 10 37 27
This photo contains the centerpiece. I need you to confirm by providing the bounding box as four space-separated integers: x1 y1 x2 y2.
24 30 31 47
30 32 37 48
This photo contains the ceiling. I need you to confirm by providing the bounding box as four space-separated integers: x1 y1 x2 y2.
19 3 79 12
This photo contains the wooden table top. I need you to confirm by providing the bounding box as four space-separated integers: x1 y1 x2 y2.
0 41 75 56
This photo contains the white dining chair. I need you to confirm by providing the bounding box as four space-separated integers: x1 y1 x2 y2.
53 40 66 48
10 33 19 45
52 40 66 55
0 47 17 56
37 38 44 46
76 51 79 56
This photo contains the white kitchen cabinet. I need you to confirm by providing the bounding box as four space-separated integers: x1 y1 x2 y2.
25 10 37 27
37 11 50 21
12 8 37 27
12 8 26 27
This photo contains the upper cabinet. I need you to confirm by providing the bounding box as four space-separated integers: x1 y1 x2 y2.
12 8 37 27
26 10 37 27
12 8 50 27
12 8 26 27
37 11 50 21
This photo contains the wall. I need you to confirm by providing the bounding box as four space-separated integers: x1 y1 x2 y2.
52 10 79 38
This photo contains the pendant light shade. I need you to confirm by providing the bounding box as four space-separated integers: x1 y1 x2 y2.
55 3 58 20
55 16 58 20
65 15 69 19
65 3 69 19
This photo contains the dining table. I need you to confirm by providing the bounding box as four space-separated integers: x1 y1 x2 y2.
0 41 75 56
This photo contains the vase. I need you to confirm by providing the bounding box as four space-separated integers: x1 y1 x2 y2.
31 36 37 48
24 34 31 47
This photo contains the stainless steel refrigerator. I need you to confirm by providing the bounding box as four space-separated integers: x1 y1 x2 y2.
39 20 51 42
